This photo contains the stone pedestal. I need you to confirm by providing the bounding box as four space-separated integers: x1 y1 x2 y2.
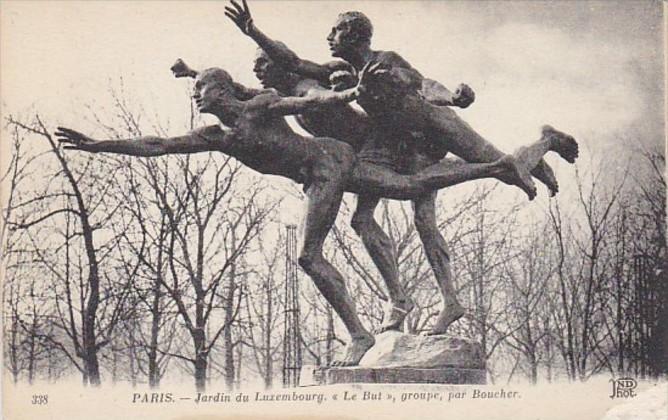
313 366 486 385
306 331 486 385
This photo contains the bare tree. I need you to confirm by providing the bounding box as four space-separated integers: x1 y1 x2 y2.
241 229 285 389
502 221 554 383
6 115 140 386
143 152 273 391
2 126 32 382
627 147 666 377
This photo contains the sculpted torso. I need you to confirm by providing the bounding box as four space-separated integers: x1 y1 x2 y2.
228 93 355 188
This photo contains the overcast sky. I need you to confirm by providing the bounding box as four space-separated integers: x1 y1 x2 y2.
1 1 664 215
2 1 663 142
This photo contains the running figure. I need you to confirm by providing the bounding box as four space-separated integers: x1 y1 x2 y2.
225 0 578 334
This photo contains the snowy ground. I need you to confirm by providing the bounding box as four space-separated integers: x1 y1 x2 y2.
602 383 667 420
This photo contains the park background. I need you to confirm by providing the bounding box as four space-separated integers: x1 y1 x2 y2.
0 1 665 415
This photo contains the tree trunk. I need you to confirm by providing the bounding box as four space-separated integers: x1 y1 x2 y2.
83 349 101 386
223 317 235 390
235 344 243 388
529 350 538 384
82 308 101 386
79 213 101 387
111 347 118 384
9 307 20 384
325 306 334 366
48 119 103 387
192 320 208 392
148 276 162 388
27 325 36 384
223 258 236 390
129 345 137 387
545 318 553 383
264 280 273 389
194 352 208 392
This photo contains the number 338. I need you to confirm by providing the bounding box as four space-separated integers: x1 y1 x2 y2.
31 395 48 405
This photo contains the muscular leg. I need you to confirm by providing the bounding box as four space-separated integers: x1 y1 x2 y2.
413 193 465 335
421 104 566 196
347 127 578 200
514 125 579 168
298 172 374 366
349 153 534 200
351 194 414 332
406 151 465 335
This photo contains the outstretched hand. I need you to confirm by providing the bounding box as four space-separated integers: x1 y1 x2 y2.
225 0 254 35
355 61 387 96
55 127 99 151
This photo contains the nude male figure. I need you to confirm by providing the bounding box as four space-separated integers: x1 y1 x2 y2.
57 62 573 365
251 48 474 333
225 0 578 334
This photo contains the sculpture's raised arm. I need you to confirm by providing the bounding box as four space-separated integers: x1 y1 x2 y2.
329 67 475 109
225 0 346 85
171 58 199 79
55 125 226 157
172 58 264 101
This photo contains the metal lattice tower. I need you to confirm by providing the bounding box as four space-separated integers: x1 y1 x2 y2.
282 225 302 387
632 253 653 378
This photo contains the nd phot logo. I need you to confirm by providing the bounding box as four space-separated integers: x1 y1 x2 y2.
609 377 638 399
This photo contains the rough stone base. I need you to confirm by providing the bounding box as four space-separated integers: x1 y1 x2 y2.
359 331 485 369
301 332 487 386
312 367 486 385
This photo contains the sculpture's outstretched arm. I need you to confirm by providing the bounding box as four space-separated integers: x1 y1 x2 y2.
366 53 475 109
266 62 378 116
233 83 265 100
267 87 358 116
421 79 475 108
225 0 344 84
55 125 226 157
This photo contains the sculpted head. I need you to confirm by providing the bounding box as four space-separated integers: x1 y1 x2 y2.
171 59 246 127
253 47 296 91
192 68 238 114
171 59 235 114
327 11 373 57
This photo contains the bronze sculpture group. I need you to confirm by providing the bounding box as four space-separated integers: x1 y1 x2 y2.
57 0 579 366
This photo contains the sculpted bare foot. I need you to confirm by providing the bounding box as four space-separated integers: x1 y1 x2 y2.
544 176 559 197
377 299 415 333
542 125 579 164
536 161 559 197
331 334 375 367
425 302 465 336
498 155 537 200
